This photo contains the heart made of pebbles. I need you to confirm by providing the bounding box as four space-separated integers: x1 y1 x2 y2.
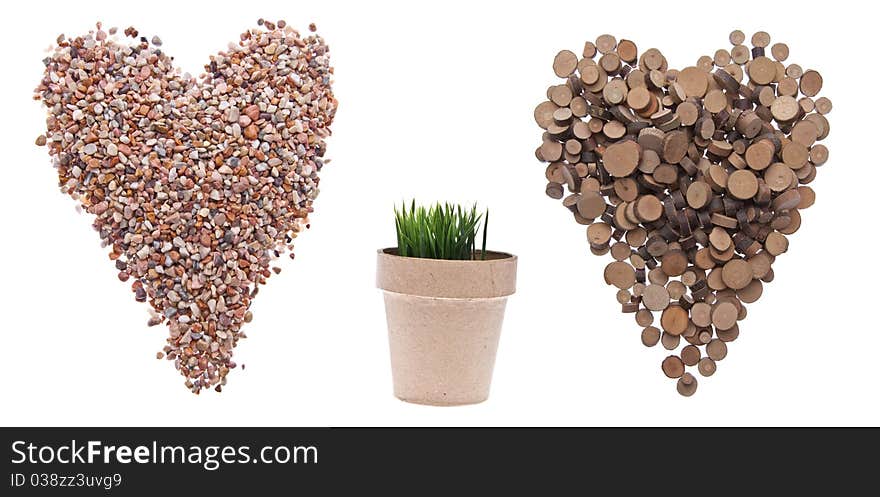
34 19 337 393
534 31 830 396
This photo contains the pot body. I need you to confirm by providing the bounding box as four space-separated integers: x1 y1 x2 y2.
376 249 517 406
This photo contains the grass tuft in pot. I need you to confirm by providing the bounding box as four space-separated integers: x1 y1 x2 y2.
378 201 517 406
394 201 488 260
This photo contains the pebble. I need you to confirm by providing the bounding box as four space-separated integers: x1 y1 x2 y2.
106 143 118 156
244 124 258 140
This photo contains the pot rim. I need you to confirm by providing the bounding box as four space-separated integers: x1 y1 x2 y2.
376 248 517 298
379 247 516 262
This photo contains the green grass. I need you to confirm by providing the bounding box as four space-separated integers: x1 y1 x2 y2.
394 201 488 260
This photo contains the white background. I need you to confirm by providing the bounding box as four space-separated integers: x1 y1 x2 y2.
1 0 875 426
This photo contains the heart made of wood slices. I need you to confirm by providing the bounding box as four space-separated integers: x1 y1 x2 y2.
534 31 830 396
34 20 337 393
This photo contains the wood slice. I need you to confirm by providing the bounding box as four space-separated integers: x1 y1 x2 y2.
729 30 745 45
797 186 816 209
686 181 713 209
534 101 559 129
603 79 628 105
613 177 639 202
662 331 681 350
800 70 823 97
641 326 661 347
587 222 613 246
707 339 728 361
661 250 689 276
617 39 638 63
752 31 771 48
676 101 700 126
553 50 579 77
769 41 789 60
662 355 685 378
745 141 774 170
709 227 732 251
731 45 750 65
636 309 654 327
604 261 636 289
661 305 689 336
770 95 799 122
698 357 717 377
642 284 671 311
677 66 709 98
764 163 794 192
596 34 617 54
721 259 753 290
577 191 607 219
748 56 776 85
603 140 641 177
782 142 809 169
711 301 738 330
727 169 759 200
791 120 818 147
815 97 832 115
635 195 663 222
704 89 727 113
626 86 651 112
583 41 597 58
764 231 789 255
662 130 689 163
691 302 712 327
681 345 701 366
737 278 764 303
677 372 698 396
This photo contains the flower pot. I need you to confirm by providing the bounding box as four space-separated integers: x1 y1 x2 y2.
376 248 517 406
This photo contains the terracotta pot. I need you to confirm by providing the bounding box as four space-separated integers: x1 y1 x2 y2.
376 248 517 406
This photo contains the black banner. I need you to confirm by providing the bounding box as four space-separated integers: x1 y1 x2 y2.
1 427 876 494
